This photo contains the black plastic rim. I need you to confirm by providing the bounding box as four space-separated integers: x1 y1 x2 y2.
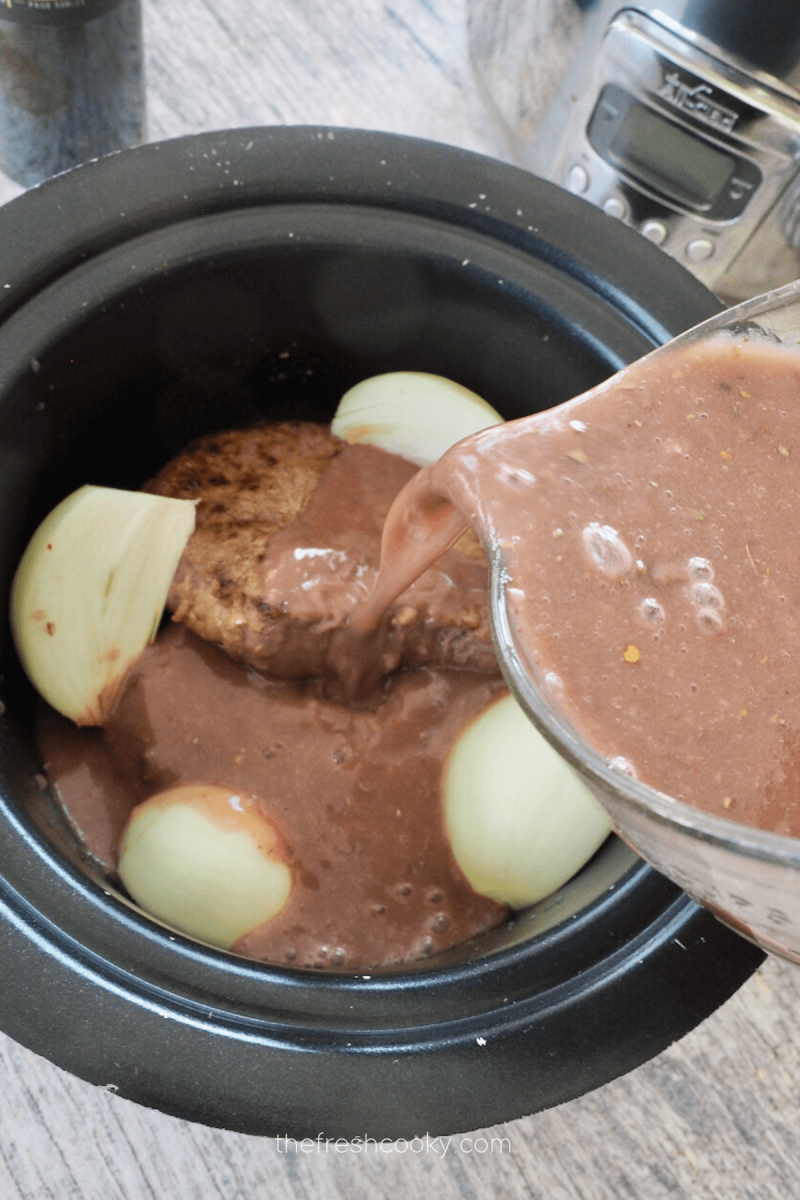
0 127 764 1138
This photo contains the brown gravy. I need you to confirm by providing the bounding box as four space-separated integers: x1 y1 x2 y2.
41 623 508 972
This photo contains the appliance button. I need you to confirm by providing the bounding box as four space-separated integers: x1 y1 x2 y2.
566 165 590 195
685 237 715 262
641 219 668 246
602 196 627 219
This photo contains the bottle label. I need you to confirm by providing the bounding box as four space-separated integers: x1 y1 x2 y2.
0 0 126 25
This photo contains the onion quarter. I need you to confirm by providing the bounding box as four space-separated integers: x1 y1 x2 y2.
444 695 612 907
119 785 292 949
11 485 196 725
332 371 503 465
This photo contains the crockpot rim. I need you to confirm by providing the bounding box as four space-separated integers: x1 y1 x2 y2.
0 124 716 346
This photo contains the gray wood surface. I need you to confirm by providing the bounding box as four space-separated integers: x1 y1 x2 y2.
2 2 800 1197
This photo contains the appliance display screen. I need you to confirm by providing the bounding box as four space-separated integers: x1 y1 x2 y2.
610 101 736 209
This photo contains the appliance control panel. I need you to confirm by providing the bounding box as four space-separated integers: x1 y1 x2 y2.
537 9 800 294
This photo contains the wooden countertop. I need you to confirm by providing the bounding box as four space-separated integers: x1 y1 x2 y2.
1 2 799 1197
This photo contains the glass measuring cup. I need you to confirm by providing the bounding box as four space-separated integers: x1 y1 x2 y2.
490 277 800 963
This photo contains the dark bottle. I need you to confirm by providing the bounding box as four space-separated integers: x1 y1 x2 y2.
0 0 144 188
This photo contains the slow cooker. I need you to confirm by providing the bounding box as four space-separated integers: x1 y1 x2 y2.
0 127 763 1137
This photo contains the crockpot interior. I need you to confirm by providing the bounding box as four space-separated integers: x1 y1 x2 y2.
0 203 648 953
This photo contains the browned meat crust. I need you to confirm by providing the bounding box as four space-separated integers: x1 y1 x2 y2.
145 420 497 687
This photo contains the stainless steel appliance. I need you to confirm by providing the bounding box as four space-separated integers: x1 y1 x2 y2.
469 0 800 299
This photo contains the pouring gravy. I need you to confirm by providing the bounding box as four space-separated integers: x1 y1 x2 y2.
359 337 800 835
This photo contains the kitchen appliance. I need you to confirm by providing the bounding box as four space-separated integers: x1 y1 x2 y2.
0 127 762 1138
468 0 800 299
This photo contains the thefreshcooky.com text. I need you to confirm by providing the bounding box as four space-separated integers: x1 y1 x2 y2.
275 1133 511 1157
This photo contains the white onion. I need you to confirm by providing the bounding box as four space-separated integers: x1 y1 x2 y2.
118 785 292 949
11 485 196 725
331 371 503 465
444 695 612 907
